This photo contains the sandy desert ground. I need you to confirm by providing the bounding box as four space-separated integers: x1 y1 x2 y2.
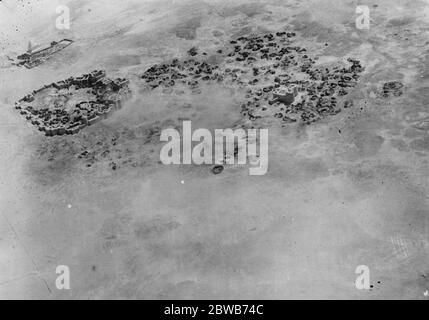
0 0 428 299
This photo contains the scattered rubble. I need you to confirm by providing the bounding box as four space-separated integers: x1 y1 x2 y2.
15 70 131 136
382 81 404 97
187 47 199 57
36 121 165 170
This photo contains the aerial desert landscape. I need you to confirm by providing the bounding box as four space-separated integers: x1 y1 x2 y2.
0 0 428 299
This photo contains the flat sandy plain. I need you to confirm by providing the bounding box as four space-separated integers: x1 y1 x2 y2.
0 0 428 299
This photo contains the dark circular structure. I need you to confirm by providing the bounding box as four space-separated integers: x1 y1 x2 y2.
212 165 224 175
